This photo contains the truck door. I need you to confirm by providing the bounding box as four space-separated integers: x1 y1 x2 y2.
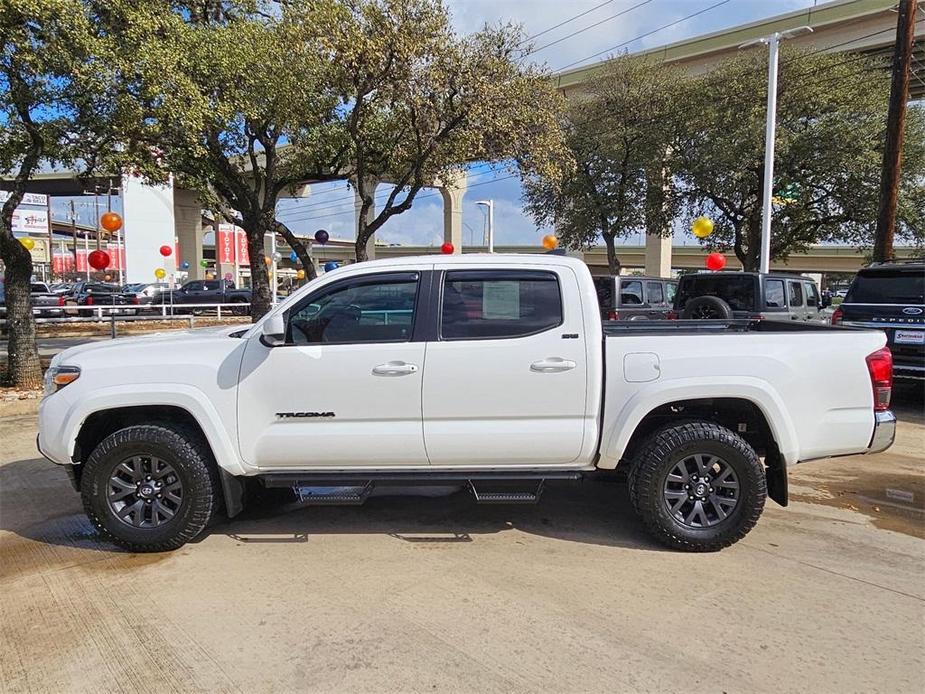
236 271 428 468
645 281 666 318
422 268 588 466
803 281 822 321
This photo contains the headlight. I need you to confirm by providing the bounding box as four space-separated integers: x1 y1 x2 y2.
43 365 80 396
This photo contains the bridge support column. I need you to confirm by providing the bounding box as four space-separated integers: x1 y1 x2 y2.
173 189 204 279
644 233 672 277
439 170 467 253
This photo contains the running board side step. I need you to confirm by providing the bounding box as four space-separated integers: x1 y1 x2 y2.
293 482 373 505
469 480 544 504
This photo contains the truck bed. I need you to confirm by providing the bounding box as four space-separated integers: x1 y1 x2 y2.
603 318 842 336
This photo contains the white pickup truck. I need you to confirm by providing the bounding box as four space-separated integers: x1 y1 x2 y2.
38 254 896 552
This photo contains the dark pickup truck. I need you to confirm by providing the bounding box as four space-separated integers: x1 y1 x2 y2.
833 261 924 381
150 279 252 315
0 282 66 319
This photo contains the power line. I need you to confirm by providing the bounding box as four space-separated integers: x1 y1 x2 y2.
519 0 616 45
555 0 735 72
524 1 655 58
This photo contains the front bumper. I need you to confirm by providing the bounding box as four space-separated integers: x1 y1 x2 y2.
867 410 896 455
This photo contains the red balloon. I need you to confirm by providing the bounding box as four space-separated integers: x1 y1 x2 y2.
706 252 727 271
159 245 172 257
440 242 454 255
88 249 111 270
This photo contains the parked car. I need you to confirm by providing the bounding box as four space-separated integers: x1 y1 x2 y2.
151 279 251 315
833 261 924 381
29 282 67 318
38 254 895 553
122 282 169 308
65 282 135 317
48 282 74 295
673 271 829 322
593 275 677 321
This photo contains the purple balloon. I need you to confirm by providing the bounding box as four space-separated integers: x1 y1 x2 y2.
314 229 330 245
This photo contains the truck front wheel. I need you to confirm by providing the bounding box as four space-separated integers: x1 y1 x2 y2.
80 424 220 552
629 421 766 551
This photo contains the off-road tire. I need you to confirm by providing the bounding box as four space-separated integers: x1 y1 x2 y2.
630 421 766 552
81 424 219 552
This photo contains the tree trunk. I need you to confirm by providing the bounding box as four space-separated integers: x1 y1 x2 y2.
355 209 371 263
242 222 272 320
742 214 761 272
273 221 317 280
0 235 42 388
603 233 621 275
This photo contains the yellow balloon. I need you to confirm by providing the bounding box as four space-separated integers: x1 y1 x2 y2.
205 272 214 280
692 216 714 239
541 234 559 250
296 269 305 280
154 267 166 279
20 237 35 251
264 256 272 266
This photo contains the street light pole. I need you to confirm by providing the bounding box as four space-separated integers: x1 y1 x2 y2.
475 200 494 252
740 26 812 274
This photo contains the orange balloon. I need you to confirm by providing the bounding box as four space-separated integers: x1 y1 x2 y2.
542 234 559 250
263 256 272 266
205 272 214 280
100 211 123 232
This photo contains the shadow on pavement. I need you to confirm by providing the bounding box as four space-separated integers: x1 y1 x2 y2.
0 456 665 563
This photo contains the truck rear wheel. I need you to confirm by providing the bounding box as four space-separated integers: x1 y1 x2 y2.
630 421 766 551
80 424 220 552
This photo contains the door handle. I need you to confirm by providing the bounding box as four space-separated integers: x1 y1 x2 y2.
530 357 577 373
372 361 418 376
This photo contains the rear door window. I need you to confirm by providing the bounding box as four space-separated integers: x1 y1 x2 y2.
788 281 804 308
619 280 644 306
764 279 785 308
804 282 819 307
646 282 664 305
441 271 562 340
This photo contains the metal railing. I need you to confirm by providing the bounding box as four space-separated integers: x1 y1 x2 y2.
0 302 253 338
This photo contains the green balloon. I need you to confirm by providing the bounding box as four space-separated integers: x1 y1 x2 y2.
199 259 208 268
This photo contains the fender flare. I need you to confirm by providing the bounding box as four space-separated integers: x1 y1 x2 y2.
61 383 251 476
597 376 800 468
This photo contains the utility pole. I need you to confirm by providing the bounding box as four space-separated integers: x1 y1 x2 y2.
475 200 494 252
873 0 916 263
69 200 77 277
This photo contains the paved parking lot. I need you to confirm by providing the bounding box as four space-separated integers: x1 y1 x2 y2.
1 391 922 693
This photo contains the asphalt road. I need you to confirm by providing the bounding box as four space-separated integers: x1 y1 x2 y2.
1 396 923 693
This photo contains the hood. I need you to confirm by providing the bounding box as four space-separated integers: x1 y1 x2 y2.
54 324 249 365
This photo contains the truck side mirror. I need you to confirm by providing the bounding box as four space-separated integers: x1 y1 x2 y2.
259 312 286 347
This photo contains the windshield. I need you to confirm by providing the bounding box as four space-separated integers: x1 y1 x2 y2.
846 270 924 305
675 275 756 312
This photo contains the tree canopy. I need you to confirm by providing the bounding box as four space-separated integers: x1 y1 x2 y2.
524 55 682 274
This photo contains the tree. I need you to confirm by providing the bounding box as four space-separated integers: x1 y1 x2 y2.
319 0 568 262
111 0 348 319
0 0 114 387
675 50 925 270
524 55 682 274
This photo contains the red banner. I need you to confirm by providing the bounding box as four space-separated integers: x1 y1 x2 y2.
217 224 249 266
236 229 249 266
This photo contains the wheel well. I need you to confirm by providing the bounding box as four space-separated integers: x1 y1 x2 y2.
622 398 777 463
72 406 210 484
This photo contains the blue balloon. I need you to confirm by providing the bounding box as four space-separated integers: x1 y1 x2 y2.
180 261 190 270
289 251 299 263
323 261 338 272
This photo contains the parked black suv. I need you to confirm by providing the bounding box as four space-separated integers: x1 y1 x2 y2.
593 275 678 321
834 261 924 381
673 271 829 322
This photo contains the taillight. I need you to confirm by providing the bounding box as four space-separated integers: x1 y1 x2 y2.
85 296 94 306
665 310 678 320
607 310 619 320
831 307 843 325
57 296 64 306
747 313 765 320
865 347 893 411
132 296 140 305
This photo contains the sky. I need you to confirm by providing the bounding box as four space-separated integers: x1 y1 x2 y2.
272 0 822 249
